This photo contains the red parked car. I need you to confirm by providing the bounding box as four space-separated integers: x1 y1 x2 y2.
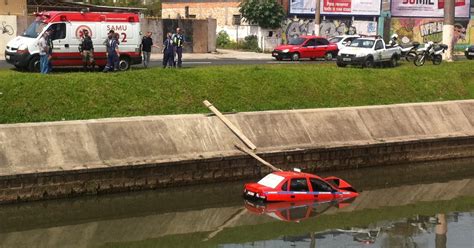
243 170 358 202
272 35 339 61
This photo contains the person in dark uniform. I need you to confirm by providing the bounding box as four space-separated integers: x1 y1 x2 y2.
141 32 157 68
79 29 95 71
162 32 174 68
103 31 120 72
172 27 184 68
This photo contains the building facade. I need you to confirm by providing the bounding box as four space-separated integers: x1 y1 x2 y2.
0 0 27 15
161 0 288 51
0 0 27 56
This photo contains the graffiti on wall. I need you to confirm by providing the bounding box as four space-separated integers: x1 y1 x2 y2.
282 17 377 41
1 21 14 36
283 18 315 42
391 18 473 48
0 15 17 56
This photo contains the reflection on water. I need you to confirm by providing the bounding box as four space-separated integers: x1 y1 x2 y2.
224 211 474 248
0 159 473 248
244 198 355 222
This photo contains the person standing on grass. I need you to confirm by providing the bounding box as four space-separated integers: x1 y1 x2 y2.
38 30 50 74
162 32 174 68
172 27 184 68
79 29 95 71
113 33 121 71
46 29 54 73
103 31 120 73
141 32 158 68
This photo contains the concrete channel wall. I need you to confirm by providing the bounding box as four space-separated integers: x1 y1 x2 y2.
0 100 473 203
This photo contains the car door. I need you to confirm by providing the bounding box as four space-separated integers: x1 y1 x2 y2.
274 179 294 201
49 22 82 66
310 178 336 201
289 178 312 201
373 40 384 62
315 38 330 57
301 38 316 58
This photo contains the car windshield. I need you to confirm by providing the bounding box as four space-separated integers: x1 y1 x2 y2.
22 20 47 38
288 37 306 45
329 37 343 43
258 173 285 189
349 39 375 48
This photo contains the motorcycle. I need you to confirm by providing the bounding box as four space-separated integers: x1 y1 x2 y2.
414 42 448 66
400 42 420 62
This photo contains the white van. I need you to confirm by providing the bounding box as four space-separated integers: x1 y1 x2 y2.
5 11 142 71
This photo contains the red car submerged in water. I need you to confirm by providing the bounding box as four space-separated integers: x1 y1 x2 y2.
272 35 339 61
243 170 358 202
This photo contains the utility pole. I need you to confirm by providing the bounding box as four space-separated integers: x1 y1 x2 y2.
314 0 321 35
442 0 454 61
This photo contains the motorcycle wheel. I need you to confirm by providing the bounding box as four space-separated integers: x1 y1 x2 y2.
405 51 417 62
432 55 442 65
414 54 426 67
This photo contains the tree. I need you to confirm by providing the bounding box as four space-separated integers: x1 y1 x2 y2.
239 0 285 29
88 0 161 17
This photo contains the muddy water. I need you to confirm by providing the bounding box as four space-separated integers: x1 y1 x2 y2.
0 159 473 248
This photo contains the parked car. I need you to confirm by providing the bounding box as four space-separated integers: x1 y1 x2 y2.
272 35 338 61
465 45 474 60
328 35 360 50
336 36 402 68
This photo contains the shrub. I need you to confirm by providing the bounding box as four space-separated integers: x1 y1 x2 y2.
217 32 261 52
242 35 260 52
217 30 232 48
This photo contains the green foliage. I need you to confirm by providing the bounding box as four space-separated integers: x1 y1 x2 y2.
217 33 261 52
89 0 161 17
241 35 259 51
239 0 285 29
216 31 231 48
0 61 473 124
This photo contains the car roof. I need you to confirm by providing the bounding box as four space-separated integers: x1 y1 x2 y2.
333 35 360 38
354 37 379 41
299 35 328 39
272 171 322 179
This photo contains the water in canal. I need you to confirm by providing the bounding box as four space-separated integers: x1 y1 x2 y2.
0 159 473 248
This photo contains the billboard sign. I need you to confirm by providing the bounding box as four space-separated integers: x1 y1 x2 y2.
320 0 381 15
290 0 317 15
391 0 470 18
289 0 381 16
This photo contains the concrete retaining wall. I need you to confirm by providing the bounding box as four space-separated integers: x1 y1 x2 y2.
0 100 473 203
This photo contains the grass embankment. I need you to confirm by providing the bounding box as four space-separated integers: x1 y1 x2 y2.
0 61 473 124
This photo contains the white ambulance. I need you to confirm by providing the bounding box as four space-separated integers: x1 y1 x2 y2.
5 11 142 71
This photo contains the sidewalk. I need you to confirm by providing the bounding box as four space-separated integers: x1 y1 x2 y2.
0 49 270 61
150 49 270 61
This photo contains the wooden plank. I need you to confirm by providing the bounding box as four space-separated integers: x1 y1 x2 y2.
203 100 257 151
234 144 282 172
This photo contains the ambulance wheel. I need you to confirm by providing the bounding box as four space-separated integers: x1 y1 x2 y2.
28 56 40 72
118 57 130 71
